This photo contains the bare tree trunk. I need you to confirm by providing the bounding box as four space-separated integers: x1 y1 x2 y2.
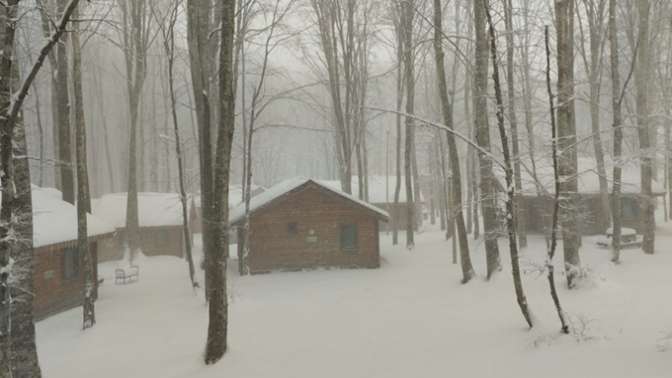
156 0 198 288
485 1 533 328
636 0 655 255
544 26 570 334
438 133 451 239
91 63 116 192
474 0 500 278
608 0 624 263
187 0 215 301
203 0 236 364
392 7 404 245
1 0 81 374
31 80 46 187
503 0 526 248
402 0 415 248
556 0 581 288
577 0 609 231
72 3 95 329
428 142 437 226
120 0 150 261
433 0 474 283
56 0 74 204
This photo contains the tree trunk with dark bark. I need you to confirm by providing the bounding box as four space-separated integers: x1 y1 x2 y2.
72 4 95 329
159 0 198 288
401 0 415 248
474 0 500 278
485 1 533 328
636 0 655 255
203 0 236 364
503 0 526 248
433 0 474 283
545 26 570 334
555 0 581 288
608 0 624 263
1 0 81 374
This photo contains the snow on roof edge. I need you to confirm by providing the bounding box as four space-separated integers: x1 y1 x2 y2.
229 178 390 224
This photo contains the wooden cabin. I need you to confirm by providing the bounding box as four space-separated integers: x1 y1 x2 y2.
29 187 115 319
93 193 195 261
496 158 666 235
230 179 389 274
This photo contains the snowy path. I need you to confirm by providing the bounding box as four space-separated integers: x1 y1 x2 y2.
37 227 672 377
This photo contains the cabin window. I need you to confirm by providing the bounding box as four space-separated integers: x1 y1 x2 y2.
340 224 358 253
621 197 640 219
63 247 80 280
287 222 298 235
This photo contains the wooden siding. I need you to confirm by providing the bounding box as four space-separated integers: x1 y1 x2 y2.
33 241 99 320
520 194 657 235
243 183 381 273
98 225 185 262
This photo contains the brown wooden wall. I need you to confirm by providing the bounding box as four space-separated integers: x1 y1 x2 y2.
33 241 99 320
521 194 655 235
98 225 185 262
376 203 411 231
243 183 381 273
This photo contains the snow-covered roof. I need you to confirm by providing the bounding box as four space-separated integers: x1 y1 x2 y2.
494 157 665 195
92 192 191 228
229 178 389 224
319 176 422 204
20 186 115 248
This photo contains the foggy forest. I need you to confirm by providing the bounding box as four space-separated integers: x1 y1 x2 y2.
1 0 672 377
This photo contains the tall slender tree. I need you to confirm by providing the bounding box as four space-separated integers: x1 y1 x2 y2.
608 0 623 263
71 3 95 329
555 0 581 288
484 0 533 328
401 0 416 247
38 0 75 203
474 0 500 277
503 0 526 248
119 0 151 261
577 0 610 230
635 0 655 255
153 0 199 288
433 0 474 282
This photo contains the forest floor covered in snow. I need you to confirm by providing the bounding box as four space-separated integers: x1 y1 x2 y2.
37 224 672 378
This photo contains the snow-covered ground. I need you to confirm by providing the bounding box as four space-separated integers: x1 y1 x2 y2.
37 225 672 378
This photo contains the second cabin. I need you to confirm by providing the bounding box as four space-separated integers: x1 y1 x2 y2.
92 192 195 261
230 179 389 274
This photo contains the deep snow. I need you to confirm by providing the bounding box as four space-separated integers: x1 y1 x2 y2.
36 225 672 378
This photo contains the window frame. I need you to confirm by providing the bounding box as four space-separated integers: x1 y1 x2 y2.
63 247 80 280
287 222 298 236
339 223 358 253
